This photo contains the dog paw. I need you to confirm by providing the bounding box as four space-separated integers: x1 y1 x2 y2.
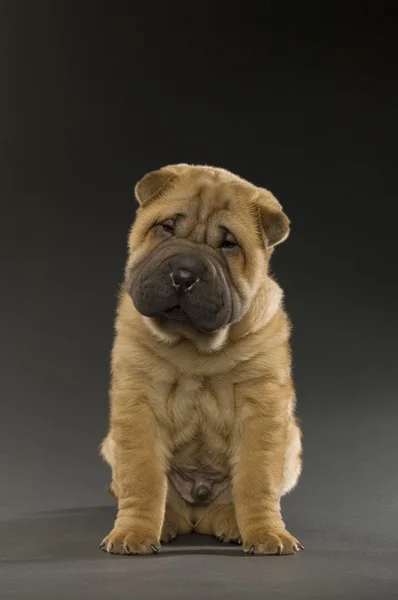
160 521 178 543
212 505 241 544
242 528 303 555
99 526 161 555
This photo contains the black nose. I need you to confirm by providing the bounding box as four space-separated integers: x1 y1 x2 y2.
171 268 198 292
169 254 204 293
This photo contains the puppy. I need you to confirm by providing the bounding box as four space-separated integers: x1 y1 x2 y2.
100 164 303 556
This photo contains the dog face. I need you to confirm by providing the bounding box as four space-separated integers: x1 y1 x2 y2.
125 165 290 335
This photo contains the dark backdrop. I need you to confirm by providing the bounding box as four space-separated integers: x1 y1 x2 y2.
1 2 397 599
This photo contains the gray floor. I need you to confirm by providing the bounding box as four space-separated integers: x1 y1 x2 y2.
2 511 396 600
2 408 398 600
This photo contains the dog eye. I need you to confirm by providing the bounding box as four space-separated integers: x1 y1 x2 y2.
160 220 174 234
220 230 238 250
221 239 237 249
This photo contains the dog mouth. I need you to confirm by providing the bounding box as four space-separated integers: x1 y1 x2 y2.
161 304 221 333
163 305 187 321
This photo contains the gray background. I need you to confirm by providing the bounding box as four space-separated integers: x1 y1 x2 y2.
1 2 398 598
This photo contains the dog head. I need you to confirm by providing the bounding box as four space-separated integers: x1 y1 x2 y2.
125 164 290 338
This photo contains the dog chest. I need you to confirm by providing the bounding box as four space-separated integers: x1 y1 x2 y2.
149 375 236 474
152 376 235 427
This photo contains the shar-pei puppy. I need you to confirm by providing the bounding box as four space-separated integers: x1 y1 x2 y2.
100 164 303 556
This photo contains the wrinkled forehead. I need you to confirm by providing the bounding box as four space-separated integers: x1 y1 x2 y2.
134 172 258 236
184 177 251 218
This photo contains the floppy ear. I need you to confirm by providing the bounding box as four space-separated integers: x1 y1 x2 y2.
255 188 290 248
261 207 290 247
134 167 178 206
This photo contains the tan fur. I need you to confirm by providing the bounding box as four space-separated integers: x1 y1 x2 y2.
99 165 303 556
